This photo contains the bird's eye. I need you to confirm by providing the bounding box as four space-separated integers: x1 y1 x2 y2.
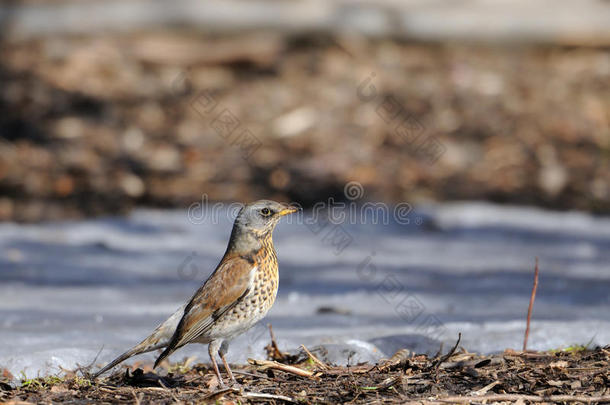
260 208 272 217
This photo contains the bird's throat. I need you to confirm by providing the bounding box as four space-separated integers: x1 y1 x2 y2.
226 227 270 256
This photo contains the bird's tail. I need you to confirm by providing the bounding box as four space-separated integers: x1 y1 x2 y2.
91 338 165 379
153 345 173 370
92 346 144 379
152 328 184 369
92 304 187 378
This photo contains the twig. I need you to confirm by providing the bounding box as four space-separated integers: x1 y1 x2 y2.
378 375 404 390
432 343 444 360
158 381 183 405
523 257 539 351
247 358 316 378
440 356 502 370
242 391 296 402
156 378 169 390
231 370 272 380
434 333 462 371
70 345 104 377
267 324 287 361
139 386 168 392
200 387 236 401
131 389 141 405
433 394 610 403
324 365 373 375
182 374 206 385
471 380 500 396
300 345 330 370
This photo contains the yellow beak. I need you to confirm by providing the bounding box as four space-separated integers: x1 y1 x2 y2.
278 205 300 216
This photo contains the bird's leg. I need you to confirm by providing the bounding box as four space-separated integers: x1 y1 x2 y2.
219 340 238 385
208 341 225 388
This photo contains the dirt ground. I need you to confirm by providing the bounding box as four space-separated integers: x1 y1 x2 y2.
2 341 609 404
1 34 609 221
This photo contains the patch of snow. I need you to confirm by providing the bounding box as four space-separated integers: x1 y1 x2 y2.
0 202 609 380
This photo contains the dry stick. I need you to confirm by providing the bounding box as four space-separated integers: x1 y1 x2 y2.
131 389 141 405
139 387 168 393
301 345 330 370
434 333 462 371
378 374 404 390
267 323 286 361
523 257 539 351
434 394 610 404
182 374 206 385
200 387 235 401
471 380 500 396
71 345 104 377
242 391 296 403
247 358 316 378
231 369 273 380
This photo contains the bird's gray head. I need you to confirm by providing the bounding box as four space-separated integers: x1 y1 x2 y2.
227 200 299 252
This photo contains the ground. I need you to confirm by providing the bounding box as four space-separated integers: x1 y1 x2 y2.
1 35 609 221
2 341 609 404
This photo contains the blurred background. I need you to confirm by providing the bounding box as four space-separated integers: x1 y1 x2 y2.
0 0 609 221
0 0 609 379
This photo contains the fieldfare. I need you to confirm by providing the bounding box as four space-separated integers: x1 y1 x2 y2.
92 200 298 387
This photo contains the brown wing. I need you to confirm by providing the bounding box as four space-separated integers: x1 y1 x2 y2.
154 254 255 367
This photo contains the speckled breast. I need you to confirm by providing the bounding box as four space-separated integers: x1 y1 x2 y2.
208 235 279 340
250 235 279 312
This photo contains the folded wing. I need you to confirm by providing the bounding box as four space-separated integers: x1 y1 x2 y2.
153 254 255 368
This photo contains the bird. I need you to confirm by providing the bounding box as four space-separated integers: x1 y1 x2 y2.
92 200 299 387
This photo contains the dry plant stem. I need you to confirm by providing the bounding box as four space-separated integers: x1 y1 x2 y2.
471 380 500 396
434 333 462 370
267 323 286 361
248 358 315 378
434 394 610 403
73 345 104 377
131 389 141 405
242 391 296 402
301 345 330 370
231 370 272 380
201 387 234 401
523 257 539 351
